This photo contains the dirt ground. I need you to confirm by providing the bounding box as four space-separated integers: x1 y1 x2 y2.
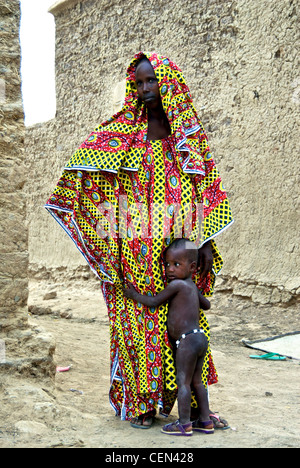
0 280 299 449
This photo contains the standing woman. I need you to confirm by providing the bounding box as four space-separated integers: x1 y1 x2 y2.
45 52 233 429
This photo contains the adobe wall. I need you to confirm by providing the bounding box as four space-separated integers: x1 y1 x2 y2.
0 0 55 377
0 0 28 332
26 0 299 305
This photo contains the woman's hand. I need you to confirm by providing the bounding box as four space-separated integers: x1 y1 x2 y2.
198 241 213 278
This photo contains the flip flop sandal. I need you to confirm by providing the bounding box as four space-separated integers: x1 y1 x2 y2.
161 420 193 436
209 413 230 430
192 419 214 434
130 411 156 429
249 352 286 360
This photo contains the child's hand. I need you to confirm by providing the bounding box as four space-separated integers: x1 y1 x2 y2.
123 282 137 299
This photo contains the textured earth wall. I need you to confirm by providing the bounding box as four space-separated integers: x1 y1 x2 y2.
26 0 299 305
0 0 28 333
0 0 55 377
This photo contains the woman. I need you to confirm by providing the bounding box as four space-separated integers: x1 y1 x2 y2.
45 52 233 429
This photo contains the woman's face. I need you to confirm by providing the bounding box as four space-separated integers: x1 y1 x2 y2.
135 59 161 109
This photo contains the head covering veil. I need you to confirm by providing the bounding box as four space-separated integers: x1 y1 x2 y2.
65 52 210 177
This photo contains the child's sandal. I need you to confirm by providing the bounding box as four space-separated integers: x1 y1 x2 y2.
161 420 193 436
192 419 214 434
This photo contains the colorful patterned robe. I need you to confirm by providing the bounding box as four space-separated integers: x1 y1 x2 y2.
45 52 233 420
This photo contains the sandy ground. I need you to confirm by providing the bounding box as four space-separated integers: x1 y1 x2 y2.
0 280 299 449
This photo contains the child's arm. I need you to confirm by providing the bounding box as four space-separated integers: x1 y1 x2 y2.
123 281 179 308
198 291 211 310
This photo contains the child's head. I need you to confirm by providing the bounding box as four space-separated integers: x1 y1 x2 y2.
163 239 198 281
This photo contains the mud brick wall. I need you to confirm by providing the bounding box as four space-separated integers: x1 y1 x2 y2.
26 0 299 305
0 0 55 377
0 0 28 332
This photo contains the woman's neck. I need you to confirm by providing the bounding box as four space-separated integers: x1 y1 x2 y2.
147 107 171 140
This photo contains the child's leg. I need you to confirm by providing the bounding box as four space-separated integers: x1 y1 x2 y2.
191 345 214 433
191 354 211 422
175 343 199 425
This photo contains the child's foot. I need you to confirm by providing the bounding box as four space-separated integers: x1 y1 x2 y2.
161 420 193 436
192 418 214 434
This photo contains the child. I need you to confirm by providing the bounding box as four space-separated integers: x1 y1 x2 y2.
123 238 214 436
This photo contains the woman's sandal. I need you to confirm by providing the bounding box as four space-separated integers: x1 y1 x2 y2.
192 419 214 434
209 412 230 430
161 420 193 436
130 410 156 429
